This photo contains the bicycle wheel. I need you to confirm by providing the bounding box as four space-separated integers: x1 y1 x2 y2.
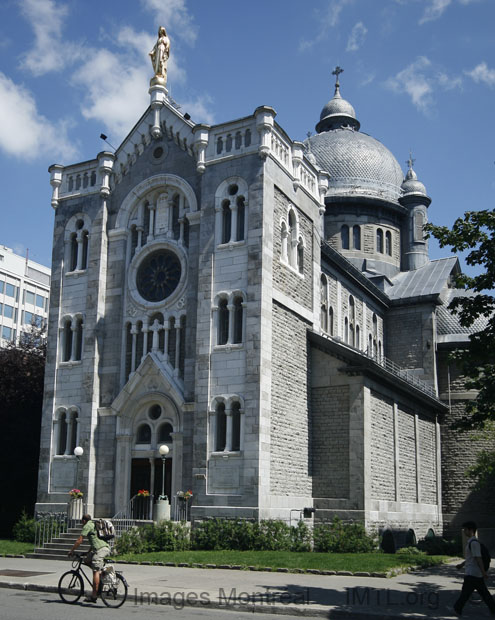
100 573 128 608
58 570 84 604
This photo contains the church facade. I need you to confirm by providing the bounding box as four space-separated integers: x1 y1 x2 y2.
35 58 492 546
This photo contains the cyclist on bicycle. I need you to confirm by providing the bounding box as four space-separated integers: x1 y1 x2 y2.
68 513 110 603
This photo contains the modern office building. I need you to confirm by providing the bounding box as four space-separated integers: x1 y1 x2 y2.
0 245 51 346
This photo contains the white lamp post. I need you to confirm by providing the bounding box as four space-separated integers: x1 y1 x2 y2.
158 444 169 500
74 446 83 486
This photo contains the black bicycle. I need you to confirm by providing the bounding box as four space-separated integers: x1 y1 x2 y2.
58 552 128 608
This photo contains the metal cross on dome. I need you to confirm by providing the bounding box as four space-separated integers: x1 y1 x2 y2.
332 66 344 87
406 150 416 170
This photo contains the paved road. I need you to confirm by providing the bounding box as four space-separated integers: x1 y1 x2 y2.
1 556 495 618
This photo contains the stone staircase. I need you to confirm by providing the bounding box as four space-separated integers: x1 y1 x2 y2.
26 527 90 561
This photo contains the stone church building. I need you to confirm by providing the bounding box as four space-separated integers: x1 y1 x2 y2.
35 58 491 546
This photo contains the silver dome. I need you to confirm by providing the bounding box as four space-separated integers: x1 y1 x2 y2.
306 129 405 201
401 168 427 196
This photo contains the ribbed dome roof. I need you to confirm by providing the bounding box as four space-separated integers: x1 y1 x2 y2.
306 129 405 201
401 167 427 196
307 79 404 202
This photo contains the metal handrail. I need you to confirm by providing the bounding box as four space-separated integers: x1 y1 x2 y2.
318 331 437 398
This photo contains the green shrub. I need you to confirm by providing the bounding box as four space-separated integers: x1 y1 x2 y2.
396 546 426 556
290 520 312 552
115 521 191 554
313 517 377 553
417 535 462 556
12 511 36 543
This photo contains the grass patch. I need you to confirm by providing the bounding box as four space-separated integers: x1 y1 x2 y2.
0 539 33 556
114 550 448 572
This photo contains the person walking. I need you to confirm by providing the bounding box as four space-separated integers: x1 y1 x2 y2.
68 514 110 603
452 520 495 617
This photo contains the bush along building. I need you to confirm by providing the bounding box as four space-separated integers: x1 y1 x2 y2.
35 38 492 549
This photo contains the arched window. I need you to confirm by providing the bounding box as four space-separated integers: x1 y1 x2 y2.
136 423 152 444
353 225 361 250
74 317 83 361
231 401 241 451
158 423 173 443
385 231 392 256
233 296 243 344
236 196 245 241
58 412 67 455
329 307 334 336
70 233 78 271
414 211 425 241
81 231 89 269
215 403 226 451
344 317 349 344
320 275 328 332
218 299 229 345
62 319 72 362
376 228 384 253
341 225 349 250
221 201 231 244
349 296 355 347
356 324 360 349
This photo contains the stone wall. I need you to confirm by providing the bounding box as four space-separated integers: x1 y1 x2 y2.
270 302 311 496
369 393 395 500
311 385 350 498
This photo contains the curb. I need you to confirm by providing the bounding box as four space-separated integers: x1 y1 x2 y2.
0 581 449 619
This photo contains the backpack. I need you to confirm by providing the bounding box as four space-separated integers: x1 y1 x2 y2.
94 518 115 542
469 539 491 572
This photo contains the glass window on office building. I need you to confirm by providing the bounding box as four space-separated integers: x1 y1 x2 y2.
25 290 35 305
36 294 45 309
24 311 33 325
0 280 4 294
2 326 12 340
4 304 14 319
5 283 16 298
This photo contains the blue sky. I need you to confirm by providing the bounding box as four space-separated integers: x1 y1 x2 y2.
0 0 494 271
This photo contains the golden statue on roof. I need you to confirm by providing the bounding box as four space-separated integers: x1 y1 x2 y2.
149 26 170 86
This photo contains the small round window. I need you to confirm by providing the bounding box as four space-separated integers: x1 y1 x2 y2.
149 404 162 420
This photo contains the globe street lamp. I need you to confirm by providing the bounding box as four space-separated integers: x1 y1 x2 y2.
74 446 83 486
158 444 169 500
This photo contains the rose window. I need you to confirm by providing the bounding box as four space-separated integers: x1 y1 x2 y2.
136 250 181 302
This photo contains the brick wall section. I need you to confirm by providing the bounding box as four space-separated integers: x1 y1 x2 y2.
418 416 437 504
272 187 313 310
370 392 395 500
311 385 350 498
270 302 311 496
386 311 423 368
398 407 417 501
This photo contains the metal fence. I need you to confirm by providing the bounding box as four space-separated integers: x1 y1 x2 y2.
34 511 68 549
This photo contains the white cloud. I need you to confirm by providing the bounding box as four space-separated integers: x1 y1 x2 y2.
179 95 216 125
346 22 367 52
386 57 433 111
386 57 463 112
18 0 81 74
141 0 198 45
0 72 76 160
299 0 354 51
466 62 495 87
419 0 452 24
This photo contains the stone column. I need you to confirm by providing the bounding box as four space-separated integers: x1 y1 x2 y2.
174 322 181 377
131 325 138 372
225 406 233 452
115 434 133 513
151 319 161 353
164 324 170 362
227 304 234 344
230 203 238 243
142 319 150 359
148 205 156 240
76 233 84 271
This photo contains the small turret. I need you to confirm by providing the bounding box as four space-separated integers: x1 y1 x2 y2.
399 153 431 271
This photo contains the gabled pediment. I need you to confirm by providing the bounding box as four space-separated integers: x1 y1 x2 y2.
111 352 184 421
112 97 201 184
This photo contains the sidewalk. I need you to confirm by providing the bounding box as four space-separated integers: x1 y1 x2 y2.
1 555 494 618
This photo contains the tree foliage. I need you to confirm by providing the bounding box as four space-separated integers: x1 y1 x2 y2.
0 328 46 536
425 209 495 431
